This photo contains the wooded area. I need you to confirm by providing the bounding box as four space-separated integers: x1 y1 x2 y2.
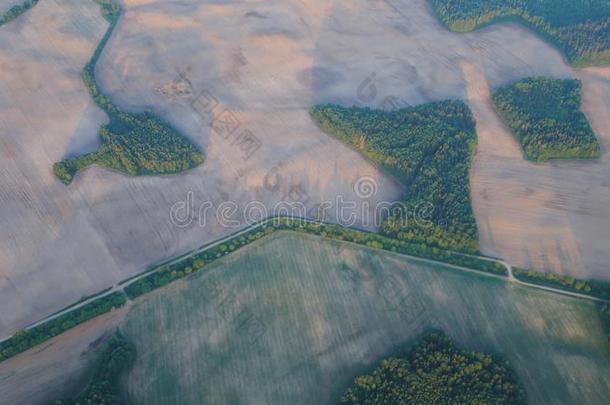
310 102 479 253
340 331 525 404
513 267 610 300
53 0 204 185
429 0 610 65
492 77 600 162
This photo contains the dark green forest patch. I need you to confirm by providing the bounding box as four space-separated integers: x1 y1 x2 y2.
492 77 600 162
340 331 525 404
310 101 479 253
429 0 610 66
53 0 204 185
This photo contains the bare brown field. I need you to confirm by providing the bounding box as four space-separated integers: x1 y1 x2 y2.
0 306 127 405
0 0 609 347
467 61 610 280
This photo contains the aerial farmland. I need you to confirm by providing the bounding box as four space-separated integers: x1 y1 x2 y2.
0 0 609 404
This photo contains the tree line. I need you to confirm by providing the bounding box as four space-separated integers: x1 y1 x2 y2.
0 292 126 363
0 217 507 366
125 218 506 299
492 77 600 162
53 0 204 185
310 101 479 253
513 267 610 300
429 0 610 66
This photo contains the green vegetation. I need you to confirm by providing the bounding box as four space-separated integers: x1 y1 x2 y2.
0 217 506 367
120 232 610 404
492 77 600 161
125 218 506 299
52 332 135 405
429 0 610 66
53 0 204 185
601 305 610 343
310 101 479 253
0 292 126 363
513 267 610 300
0 0 38 26
340 331 525 404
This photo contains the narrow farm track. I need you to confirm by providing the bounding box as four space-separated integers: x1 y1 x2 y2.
2 216 608 348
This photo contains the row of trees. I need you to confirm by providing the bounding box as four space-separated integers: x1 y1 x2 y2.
0 217 506 366
0 292 126 362
310 101 479 253
52 332 135 405
492 77 600 162
429 0 610 65
0 0 38 26
513 267 610 300
53 0 204 185
125 218 506 299
340 331 526 404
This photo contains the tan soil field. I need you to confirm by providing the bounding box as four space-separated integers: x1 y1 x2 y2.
0 0 609 363
0 306 127 405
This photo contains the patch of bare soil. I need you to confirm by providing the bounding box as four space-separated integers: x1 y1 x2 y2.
0 306 127 405
466 61 610 280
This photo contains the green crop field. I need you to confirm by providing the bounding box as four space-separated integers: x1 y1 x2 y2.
119 232 610 404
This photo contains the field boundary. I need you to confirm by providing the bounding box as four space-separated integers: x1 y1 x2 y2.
0 0 39 27
2 215 609 364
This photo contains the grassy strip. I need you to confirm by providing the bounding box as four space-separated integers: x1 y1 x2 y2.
513 267 610 300
0 0 38 26
125 218 506 299
0 291 127 363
